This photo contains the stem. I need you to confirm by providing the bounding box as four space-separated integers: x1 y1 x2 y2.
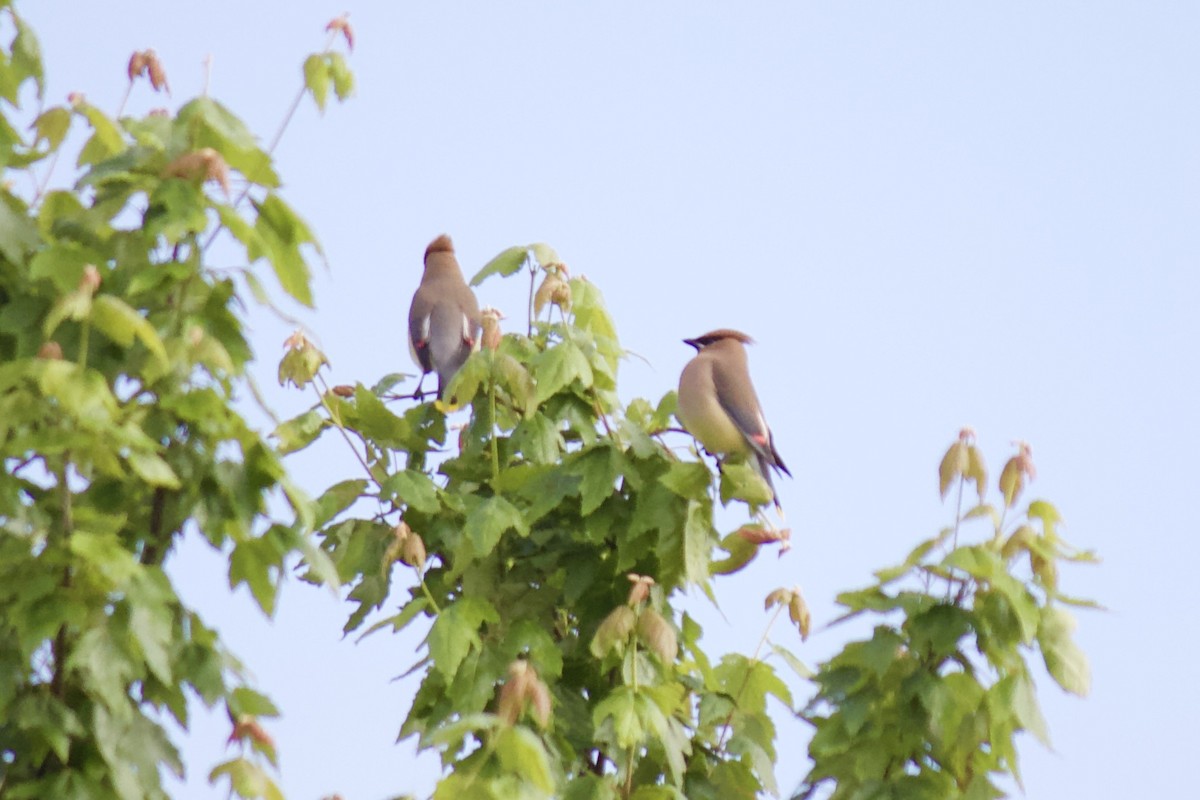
115 80 134 118
624 617 640 798
527 263 536 337
313 375 375 483
716 603 785 750
30 144 63 207
50 458 75 700
140 487 167 566
76 319 91 368
940 475 967 600
418 571 442 615
951 474 964 551
201 28 341 254
489 371 500 484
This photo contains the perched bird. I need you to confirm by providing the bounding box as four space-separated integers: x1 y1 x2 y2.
408 234 482 399
677 329 791 509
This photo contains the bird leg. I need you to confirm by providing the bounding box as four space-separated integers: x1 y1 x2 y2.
412 372 429 401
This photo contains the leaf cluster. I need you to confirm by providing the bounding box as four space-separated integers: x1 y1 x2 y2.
795 434 1097 800
0 8 349 799
280 252 803 799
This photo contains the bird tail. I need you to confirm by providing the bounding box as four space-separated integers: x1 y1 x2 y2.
756 452 784 511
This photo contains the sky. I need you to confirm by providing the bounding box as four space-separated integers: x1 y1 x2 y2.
20 1 1200 798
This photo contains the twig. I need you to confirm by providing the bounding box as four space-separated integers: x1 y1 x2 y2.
716 603 785 750
312 375 376 483
527 263 536 337
115 80 134 118
201 26 342 254
50 457 75 700
30 145 63 207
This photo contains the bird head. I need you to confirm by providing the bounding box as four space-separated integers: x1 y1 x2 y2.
683 328 755 351
424 234 455 264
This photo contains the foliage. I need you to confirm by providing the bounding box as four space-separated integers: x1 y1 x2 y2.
794 431 1097 799
0 3 350 798
280 247 805 800
281 260 1096 799
0 4 1097 800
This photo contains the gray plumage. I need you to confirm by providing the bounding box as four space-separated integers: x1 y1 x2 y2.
408 234 482 399
677 329 790 508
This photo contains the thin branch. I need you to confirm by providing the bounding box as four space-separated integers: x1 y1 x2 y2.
527 263 536 337
313 375 376 483
201 27 342 254
30 145 63 207
716 603 785 750
115 80 134 118
50 457 75 701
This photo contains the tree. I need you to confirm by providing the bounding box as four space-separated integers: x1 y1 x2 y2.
0 5 352 797
0 5 1096 799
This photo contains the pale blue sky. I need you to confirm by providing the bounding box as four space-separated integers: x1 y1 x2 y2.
24 2 1199 798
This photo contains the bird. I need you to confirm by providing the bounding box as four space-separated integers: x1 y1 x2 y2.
676 329 791 509
408 234 482 400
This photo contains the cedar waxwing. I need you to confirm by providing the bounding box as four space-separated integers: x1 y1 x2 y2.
677 329 791 509
408 235 482 399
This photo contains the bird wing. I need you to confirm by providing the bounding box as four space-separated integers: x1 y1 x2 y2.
408 288 436 373
711 356 789 475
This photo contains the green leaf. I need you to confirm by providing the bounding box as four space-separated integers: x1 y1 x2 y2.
770 643 813 680
11 13 45 99
42 287 92 338
1008 671 1050 747
531 340 593 403
569 444 619 515
69 532 138 587
253 193 317 307
512 413 564 464
303 53 330 111
277 339 328 388
229 535 284 615
229 687 281 718
464 495 528 557
495 727 554 792
1037 606 1091 696
145 178 209 244
91 295 168 361
0 193 41 263
939 440 967 499
492 352 537 415
126 450 182 489
382 469 441 515
719 461 773 508
593 687 642 749
32 106 71 150
999 456 1024 508
426 597 499 681
530 243 560 266
209 757 284 800
681 500 715 587
30 243 93 293
659 461 712 500
328 52 355 100
350 383 411 446
273 408 327 455
565 775 619 800
965 444 988 500
35 360 118 423
710 530 759 576
129 602 174 684
178 97 279 186
357 596 430 641
470 244 528 286
75 103 126 166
